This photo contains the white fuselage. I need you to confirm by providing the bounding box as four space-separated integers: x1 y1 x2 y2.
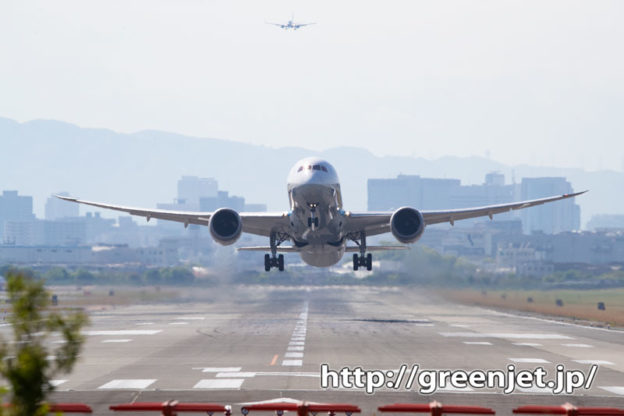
286 158 347 267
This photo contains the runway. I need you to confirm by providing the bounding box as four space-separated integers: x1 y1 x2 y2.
17 285 624 414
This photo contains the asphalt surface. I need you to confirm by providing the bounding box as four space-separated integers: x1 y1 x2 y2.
7 285 624 415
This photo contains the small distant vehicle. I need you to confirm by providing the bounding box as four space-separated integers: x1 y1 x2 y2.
266 15 315 30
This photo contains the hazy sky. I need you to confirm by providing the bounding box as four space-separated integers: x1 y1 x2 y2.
2 0 623 171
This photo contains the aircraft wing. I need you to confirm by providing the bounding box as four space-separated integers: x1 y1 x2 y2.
294 23 315 28
343 191 587 236
55 195 291 236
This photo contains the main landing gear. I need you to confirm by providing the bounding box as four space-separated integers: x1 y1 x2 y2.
264 231 288 272
265 254 284 272
352 253 372 271
349 231 373 271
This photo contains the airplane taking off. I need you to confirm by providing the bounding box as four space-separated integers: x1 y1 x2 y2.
266 15 315 30
57 157 586 272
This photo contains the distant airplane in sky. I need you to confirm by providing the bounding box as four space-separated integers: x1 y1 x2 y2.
266 15 315 30
57 158 586 272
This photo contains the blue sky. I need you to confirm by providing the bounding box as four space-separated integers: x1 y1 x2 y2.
2 0 623 171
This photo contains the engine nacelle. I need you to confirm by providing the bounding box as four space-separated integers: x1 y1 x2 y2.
390 207 425 244
209 208 242 246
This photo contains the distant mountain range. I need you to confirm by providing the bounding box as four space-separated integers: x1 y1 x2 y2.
2 116 622 226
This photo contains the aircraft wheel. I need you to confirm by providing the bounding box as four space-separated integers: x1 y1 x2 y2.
366 253 373 271
278 254 284 271
264 254 271 272
352 254 359 271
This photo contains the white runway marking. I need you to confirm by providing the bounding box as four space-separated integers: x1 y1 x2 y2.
574 360 615 365
599 386 624 396
168 322 188 325
437 385 475 392
216 372 256 378
50 380 67 387
99 379 156 389
198 367 242 373
450 324 471 328
282 359 303 366
194 379 244 389
288 346 304 351
513 342 542 347
463 341 492 345
291 337 306 341
509 358 550 363
178 316 205 320
101 339 132 343
515 386 553 394
289 341 305 345
562 343 593 348
440 332 572 339
285 352 303 358
135 322 154 326
255 372 319 378
85 330 162 336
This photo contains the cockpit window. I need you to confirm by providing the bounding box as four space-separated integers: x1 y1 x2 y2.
298 163 328 173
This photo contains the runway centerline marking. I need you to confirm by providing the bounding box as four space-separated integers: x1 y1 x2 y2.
513 342 542 346
98 379 156 389
562 343 593 348
285 352 303 358
282 302 308 367
101 339 132 343
463 341 492 345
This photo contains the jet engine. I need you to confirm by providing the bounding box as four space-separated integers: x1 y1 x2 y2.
209 208 242 245
390 207 425 244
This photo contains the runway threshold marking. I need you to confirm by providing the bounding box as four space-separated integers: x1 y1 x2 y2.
509 358 550 363
98 379 156 389
599 386 624 396
270 354 278 366
194 379 244 389
574 359 615 365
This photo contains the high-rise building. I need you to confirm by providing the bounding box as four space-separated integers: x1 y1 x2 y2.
520 177 581 234
0 190 36 241
45 192 79 220
177 176 218 208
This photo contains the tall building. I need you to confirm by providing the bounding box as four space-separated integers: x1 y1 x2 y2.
368 173 518 221
45 192 79 220
177 176 218 209
520 177 580 234
0 190 36 241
